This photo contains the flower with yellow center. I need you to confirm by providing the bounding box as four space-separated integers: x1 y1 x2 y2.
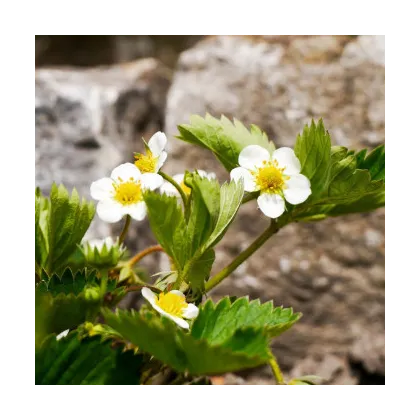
90 163 163 223
134 131 168 173
160 170 217 197
141 287 199 329
230 145 311 218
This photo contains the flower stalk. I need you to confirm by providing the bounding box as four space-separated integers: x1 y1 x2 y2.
128 245 164 268
118 215 132 245
268 351 286 385
159 171 189 211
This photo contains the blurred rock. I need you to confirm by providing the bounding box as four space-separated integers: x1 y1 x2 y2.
35 58 171 242
164 35 385 384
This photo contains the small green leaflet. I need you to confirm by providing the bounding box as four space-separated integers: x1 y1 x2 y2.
191 297 302 342
36 332 146 385
103 309 270 375
178 114 275 172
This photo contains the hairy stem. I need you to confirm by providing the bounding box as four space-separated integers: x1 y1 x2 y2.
128 245 164 268
205 217 289 293
118 215 132 245
159 171 188 211
268 351 286 385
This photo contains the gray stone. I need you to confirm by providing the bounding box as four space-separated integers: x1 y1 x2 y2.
36 58 171 241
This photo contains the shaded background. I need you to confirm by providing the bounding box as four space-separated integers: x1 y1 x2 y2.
35 35 385 385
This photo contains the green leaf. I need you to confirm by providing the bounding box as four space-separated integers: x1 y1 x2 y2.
35 191 49 270
177 114 275 172
327 190 385 216
358 144 385 181
103 309 270 375
191 297 302 341
188 248 215 294
41 184 95 275
35 287 102 341
294 119 331 198
143 191 188 271
36 332 145 385
204 179 244 249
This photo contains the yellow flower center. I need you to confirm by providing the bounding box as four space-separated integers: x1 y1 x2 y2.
134 150 158 173
113 177 142 205
253 160 290 194
155 292 188 317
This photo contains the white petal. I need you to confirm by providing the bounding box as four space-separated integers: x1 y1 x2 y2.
141 287 157 304
168 315 190 329
111 163 141 182
238 145 270 170
257 193 285 218
148 131 167 156
90 178 114 201
140 173 164 191
230 167 257 192
168 290 185 298
97 200 124 223
182 304 199 319
56 329 70 340
126 201 147 221
196 169 216 180
160 181 178 196
156 151 168 171
284 174 312 204
272 147 301 175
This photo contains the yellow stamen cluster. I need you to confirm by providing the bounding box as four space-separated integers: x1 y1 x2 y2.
253 160 289 194
113 177 142 205
155 292 188 317
180 181 191 195
135 150 158 173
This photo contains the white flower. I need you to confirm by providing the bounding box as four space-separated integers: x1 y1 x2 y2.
134 131 168 173
141 287 199 329
56 329 69 340
160 170 217 197
90 163 163 223
230 145 311 218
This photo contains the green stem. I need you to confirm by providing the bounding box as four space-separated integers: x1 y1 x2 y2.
118 215 131 246
268 351 286 385
205 218 289 293
159 171 189 211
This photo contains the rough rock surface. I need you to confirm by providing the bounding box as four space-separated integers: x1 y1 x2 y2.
164 35 385 384
35 58 170 243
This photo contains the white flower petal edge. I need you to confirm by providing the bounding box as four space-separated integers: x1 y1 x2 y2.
182 304 199 319
111 162 141 181
97 200 125 223
85 236 115 250
126 201 147 220
148 131 167 156
230 167 257 192
272 147 301 175
284 174 311 204
90 178 114 201
257 193 285 218
140 173 164 190
238 145 270 170
56 329 70 340
156 151 168 171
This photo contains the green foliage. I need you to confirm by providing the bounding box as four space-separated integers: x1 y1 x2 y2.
36 184 95 276
36 332 145 385
188 248 215 294
82 241 124 270
294 119 331 198
103 309 270 375
178 114 275 172
191 297 302 341
143 191 188 271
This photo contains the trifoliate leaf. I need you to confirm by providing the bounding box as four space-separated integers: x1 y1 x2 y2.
38 184 95 275
36 332 146 385
188 248 215 294
204 179 244 249
103 309 270 375
191 297 302 341
294 119 331 199
143 191 188 271
177 114 275 172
